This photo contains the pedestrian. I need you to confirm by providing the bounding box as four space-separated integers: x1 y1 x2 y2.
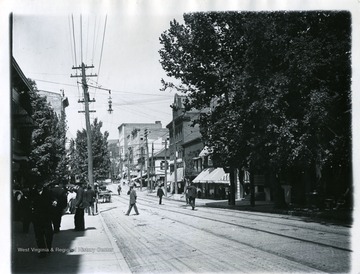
117 184 122 195
49 182 67 233
84 185 96 216
187 183 197 210
30 182 55 258
74 183 86 231
184 183 189 205
65 187 76 214
125 185 139 216
18 188 32 233
157 184 164 204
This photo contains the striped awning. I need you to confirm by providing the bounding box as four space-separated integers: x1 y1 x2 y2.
193 168 230 184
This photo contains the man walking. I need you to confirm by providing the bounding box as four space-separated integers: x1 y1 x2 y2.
30 182 55 258
125 185 139 216
49 182 67 233
84 185 96 216
187 183 197 210
157 184 165 205
74 183 86 231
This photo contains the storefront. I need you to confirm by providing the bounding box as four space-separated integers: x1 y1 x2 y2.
192 168 230 199
166 167 184 194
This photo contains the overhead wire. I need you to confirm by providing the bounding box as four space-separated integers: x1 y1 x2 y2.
92 16 97 65
68 15 75 67
71 14 78 66
86 15 90 63
97 15 107 84
80 14 83 64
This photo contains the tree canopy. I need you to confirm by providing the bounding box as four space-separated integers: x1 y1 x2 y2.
28 80 68 184
159 11 351 183
68 118 111 183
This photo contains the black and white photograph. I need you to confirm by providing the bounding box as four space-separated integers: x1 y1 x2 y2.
2 0 360 273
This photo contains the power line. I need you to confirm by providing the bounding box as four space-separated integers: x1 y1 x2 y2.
80 15 83 63
92 16 97 65
68 15 75 67
71 14 77 66
97 15 107 80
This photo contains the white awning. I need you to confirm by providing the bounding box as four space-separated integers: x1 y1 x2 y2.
199 146 213 157
193 168 230 184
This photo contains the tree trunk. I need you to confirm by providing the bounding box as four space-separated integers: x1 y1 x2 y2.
228 168 236 205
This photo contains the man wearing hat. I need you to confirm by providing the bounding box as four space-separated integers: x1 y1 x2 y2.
125 184 139 216
74 182 86 231
30 181 55 258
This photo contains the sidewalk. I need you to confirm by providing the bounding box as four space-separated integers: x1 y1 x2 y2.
11 209 130 273
143 187 352 226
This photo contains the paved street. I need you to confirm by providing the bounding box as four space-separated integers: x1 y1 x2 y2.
102 184 351 273
12 183 352 273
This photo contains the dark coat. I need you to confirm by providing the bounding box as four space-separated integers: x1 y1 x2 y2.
50 185 67 210
187 185 197 198
84 189 96 205
30 187 54 220
157 188 164 197
75 186 85 208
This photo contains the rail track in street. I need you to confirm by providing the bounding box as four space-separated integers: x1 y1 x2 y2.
99 190 351 273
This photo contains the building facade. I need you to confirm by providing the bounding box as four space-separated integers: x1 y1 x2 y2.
38 89 69 117
11 57 35 190
118 121 167 182
166 94 204 194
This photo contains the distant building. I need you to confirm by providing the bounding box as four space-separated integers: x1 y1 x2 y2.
107 139 120 180
38 89 69 117
118 121 167 182
166 94 204 194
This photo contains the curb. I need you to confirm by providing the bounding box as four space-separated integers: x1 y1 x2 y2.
98 212 132 273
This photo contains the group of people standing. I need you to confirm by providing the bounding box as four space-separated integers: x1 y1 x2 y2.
14 181 97 258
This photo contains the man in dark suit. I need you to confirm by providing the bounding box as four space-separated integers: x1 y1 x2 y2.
74 183 86 231
49 182 67 233
30 182 55 258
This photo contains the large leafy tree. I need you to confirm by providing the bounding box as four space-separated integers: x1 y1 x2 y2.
69 118 111 183
28 80 68 185
159 11 351 205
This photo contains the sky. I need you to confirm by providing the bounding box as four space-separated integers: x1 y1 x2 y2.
2 0 360 272
5 0 360 142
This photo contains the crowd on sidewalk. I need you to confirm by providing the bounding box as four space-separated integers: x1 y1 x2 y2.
13 181 97 258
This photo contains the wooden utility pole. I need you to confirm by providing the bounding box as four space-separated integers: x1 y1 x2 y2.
145 129 150 191
151 142 155 191
172 119 178 194
140 146 144 191
71 63 97 188
127 147 131 184
164 138 168 197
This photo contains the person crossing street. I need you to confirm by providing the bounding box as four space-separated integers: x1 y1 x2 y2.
157 185 165 205
125 185 139 216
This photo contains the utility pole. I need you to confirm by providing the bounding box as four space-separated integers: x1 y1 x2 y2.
151 142 154 191
172 119 178 194
127 147 131 184
164 138 168 197
71 63 97 188
140 146 144 191
145 129 150 191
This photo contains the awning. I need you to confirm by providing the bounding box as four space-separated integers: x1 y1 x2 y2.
192 168 230 184
199 146 213 157
133 173 147 180
167 168 184 182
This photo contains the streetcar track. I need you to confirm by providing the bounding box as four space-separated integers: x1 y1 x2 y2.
102 199 323 273
110 195 351 252
149 210 330 273
128 194 350 236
